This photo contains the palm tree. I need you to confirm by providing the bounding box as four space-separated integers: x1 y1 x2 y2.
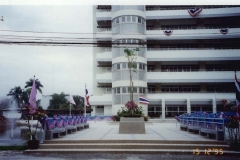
7 86 23 108
25 78 44 94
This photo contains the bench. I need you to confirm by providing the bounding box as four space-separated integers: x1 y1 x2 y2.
44 117 66 140
61 116 77 134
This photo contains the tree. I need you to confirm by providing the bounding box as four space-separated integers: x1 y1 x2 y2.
0 97 11 110
7 86 23 108
73 95 84 109
25 78 44 94
124 48 138 103
48 92 69 110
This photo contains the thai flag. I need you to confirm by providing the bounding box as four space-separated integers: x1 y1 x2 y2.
139 96 150 105
163 30 173 36
188 8 202 16
85 85 90 107
235 72 240 105
220 28 228 34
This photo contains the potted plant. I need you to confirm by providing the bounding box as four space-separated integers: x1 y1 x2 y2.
22 105 46 149
221 99 240 151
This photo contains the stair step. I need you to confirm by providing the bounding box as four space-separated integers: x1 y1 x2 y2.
24 149 240 156
39 143 230 150
43 140 226 145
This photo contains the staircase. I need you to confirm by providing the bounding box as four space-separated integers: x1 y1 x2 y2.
23 140 239 156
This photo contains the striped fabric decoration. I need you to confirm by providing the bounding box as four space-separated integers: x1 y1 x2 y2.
139 96 150 104
220 28 228 34
188 8 202 16
163 30 173 36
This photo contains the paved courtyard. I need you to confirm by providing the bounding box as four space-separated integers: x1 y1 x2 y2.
57 121 216 141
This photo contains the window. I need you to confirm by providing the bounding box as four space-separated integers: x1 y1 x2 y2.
132 16 136 22
115 87 120 94
116 17 119 24
122 16 125 22
127 39 131 44
122 62 127 69
138 16 141 23
122 87 127 93
127 16 131 22
139 87 145 94
139 63 145 70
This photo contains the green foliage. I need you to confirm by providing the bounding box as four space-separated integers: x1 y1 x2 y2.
25 78 44 94
7 86 23 108
0 146 27 150
73 95 84 109
116 106 145 120
48 92 69 109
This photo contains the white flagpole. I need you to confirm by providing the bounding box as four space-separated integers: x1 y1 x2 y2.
69 93 71 116
85 84 87 117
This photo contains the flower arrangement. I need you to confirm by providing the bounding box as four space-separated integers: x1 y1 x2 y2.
21 105 46 140
125 101 137 110
221 99 240 149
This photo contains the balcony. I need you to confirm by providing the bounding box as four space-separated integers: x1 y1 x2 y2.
146 28 240 40
146 49 240 61
96 11 111 21
96 30 112 41
96 72 112 83
96 49 112 63
147 71 237 83
146 7 240 19
91 94 112 105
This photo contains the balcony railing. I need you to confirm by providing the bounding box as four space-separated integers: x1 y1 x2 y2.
147 47 240 51
146 6 238 11
146 26 240 30
147 69 237 72
147 91 234 94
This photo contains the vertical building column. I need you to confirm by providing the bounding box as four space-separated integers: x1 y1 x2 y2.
161 99 165 119
187 97 191 113
212 95 217 113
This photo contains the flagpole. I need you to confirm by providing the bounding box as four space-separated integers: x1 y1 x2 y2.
69 93 71 116
85 84 86 117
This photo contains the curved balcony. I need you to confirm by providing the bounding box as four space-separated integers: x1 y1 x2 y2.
146 49 240 61
147 71 238 83
112 5 145 12
112 23 145 35
112 47 145 58
146 7 240 19
113 70 146 82
146 28 240 40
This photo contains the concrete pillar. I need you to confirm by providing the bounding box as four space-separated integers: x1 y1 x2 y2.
187 98 191 113
212 96 217 113
161 99 165 119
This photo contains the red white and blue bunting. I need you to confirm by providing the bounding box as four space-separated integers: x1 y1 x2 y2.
87 115 113 121
219 28 228 34
188 8 202 17
163 30 173 36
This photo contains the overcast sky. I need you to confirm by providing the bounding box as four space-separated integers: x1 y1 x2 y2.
0 5 93 99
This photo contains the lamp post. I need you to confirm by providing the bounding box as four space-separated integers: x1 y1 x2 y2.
0 16 3 21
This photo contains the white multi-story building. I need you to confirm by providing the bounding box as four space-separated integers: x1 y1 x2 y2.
91 5 240 119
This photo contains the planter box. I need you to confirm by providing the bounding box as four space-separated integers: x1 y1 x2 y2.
119 117 145 134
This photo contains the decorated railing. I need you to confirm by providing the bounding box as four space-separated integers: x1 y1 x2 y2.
87 115 113 121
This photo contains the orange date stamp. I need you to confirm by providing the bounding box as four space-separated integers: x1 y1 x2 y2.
193 148 224 155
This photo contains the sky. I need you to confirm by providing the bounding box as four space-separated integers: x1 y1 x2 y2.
0 5 93 99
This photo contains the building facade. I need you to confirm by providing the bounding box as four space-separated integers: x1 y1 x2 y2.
91 5 240 119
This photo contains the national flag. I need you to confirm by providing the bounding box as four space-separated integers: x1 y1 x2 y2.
139 96 150 105
187 8 202 16
85 85 90 107
163 30 173 36
235 72 240 105
220 28 228 34
69 94 76 105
